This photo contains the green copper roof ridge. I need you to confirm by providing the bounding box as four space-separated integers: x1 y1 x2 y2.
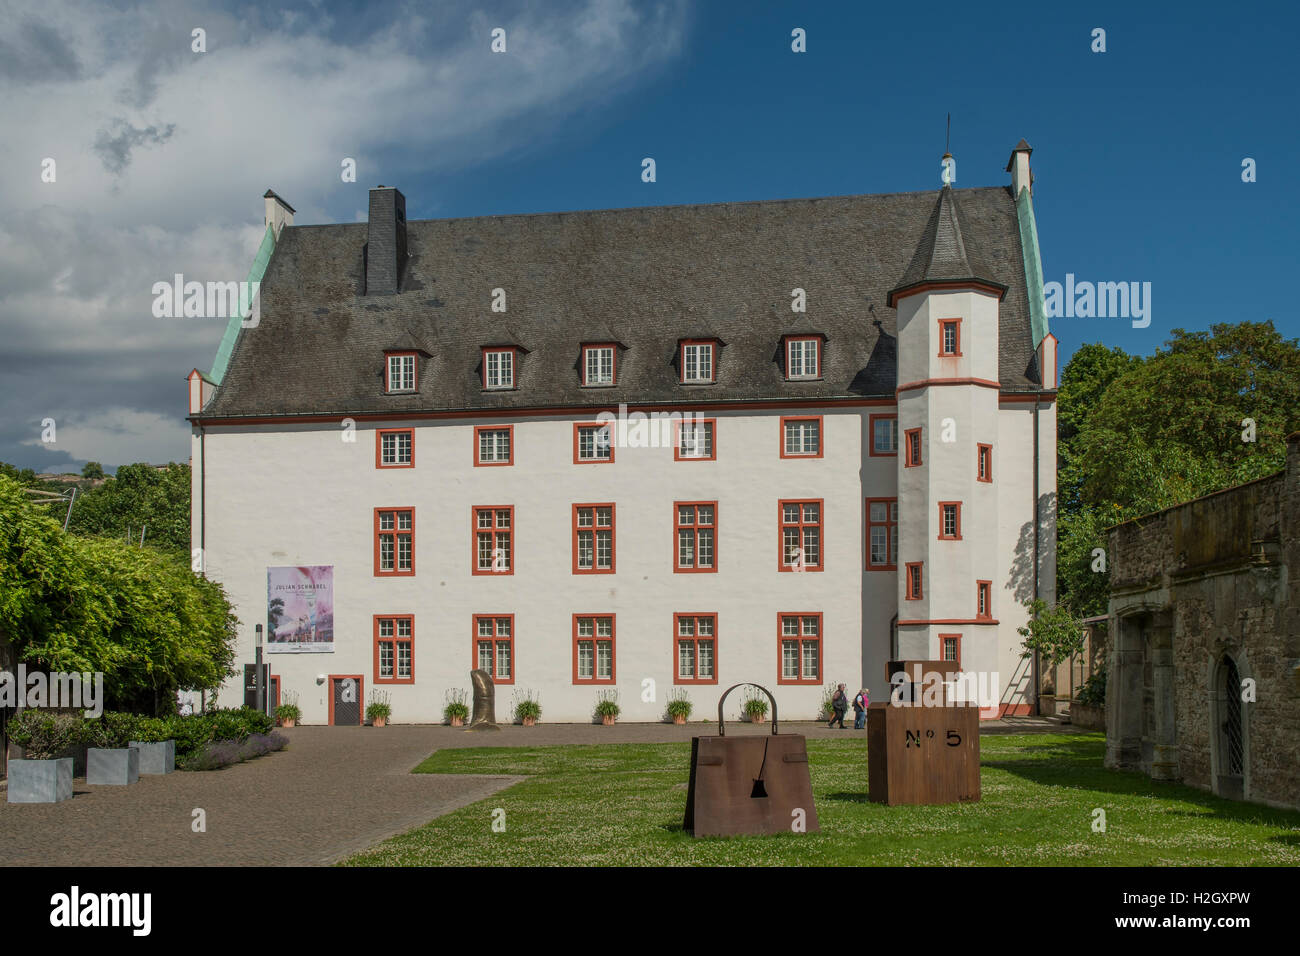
209 224 276 384
1015 186 1049 349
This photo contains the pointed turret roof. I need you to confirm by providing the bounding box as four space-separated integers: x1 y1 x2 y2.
888 185 1007 306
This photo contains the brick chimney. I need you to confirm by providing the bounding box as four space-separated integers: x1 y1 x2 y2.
366 186 407 295
263 189 295 238
1006 139 1033 196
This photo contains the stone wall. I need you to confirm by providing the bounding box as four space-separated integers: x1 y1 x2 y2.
1106 433 1300 811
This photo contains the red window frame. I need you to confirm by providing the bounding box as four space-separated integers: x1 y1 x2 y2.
905 562 924 600
581 344 618 386
777 612 822 685
374 507 415 576
778 498 823 572
573 503 616 574
977 443 993 482
373 615 415 684
384 352 418 393
904 427 923 467
572 614 616 684
673 613 718 685
779 415 823 459
474 424 514 467
680 340 717 384
573 421 615 464
481 347 517 390
472 506 514 576
473 614 515 685
977 580 993 620
674 501 717 573
869 413 898 457
673 417 716 461
940 633 962 668
783 336 822 380
866 497 898 571
938 501 963 540
375 428 414 468
938 318 963 357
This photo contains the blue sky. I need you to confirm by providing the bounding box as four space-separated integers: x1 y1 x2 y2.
1 0 1295 471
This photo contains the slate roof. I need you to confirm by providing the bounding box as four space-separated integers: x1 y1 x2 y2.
198 185 1042 421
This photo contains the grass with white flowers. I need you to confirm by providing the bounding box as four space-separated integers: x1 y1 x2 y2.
341 734 1300 866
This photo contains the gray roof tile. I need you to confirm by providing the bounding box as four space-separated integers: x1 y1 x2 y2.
200 185 1041 420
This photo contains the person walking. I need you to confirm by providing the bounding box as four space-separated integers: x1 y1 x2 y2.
828 683 849 729
852 687 869 729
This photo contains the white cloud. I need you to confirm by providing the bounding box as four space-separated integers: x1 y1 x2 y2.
0 0 689 470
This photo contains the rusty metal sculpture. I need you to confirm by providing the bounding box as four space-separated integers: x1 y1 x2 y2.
867 660 980 804
683 682 819 837
468 668 500 731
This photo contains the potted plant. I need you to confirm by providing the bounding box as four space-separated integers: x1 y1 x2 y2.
443 688 469 727
819 681 837 721
275 691 301 729
512 689 541 726
595 689 620 726
366 690 392 728
666 688 692 725
5 711 78 803
742 687 769 724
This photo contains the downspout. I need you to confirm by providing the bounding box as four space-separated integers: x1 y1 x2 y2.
1033 398 1041 716
200 425 206 580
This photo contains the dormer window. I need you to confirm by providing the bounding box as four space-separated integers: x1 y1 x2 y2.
483 348 516 390
938 319 962 357
681 341 716 383
386 353 417 393
582 344 616 386
785 336 821 380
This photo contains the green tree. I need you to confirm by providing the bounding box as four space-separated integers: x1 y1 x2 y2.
0 475 237 714
1055 322 1300 616
81 461 105 480
65 462 191 557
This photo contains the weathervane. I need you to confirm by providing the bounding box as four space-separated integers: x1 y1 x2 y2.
941 113 956 186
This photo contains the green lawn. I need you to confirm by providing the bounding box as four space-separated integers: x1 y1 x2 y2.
342 734 1300 866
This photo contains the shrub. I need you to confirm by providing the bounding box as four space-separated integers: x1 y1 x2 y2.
176 731 288 771
819 682 837 719
5 711 83 759
1076 666 1107 706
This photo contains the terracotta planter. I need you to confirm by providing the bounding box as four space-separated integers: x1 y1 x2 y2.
601 714 616 726
672 714 686 725
449 716 464 727
280 718 296 729
522 715 537 726
749 712 766 723
372 716 387 728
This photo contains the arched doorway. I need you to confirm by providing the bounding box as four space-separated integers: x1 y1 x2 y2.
1212 654 1246 801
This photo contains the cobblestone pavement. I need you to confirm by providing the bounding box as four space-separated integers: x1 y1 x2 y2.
0 717 1085 866
0 726 522 867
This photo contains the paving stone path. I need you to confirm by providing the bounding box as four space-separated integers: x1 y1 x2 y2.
0 717 1085 866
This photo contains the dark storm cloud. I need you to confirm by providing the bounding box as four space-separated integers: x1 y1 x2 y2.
92 119 178 174
0 21 82 82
